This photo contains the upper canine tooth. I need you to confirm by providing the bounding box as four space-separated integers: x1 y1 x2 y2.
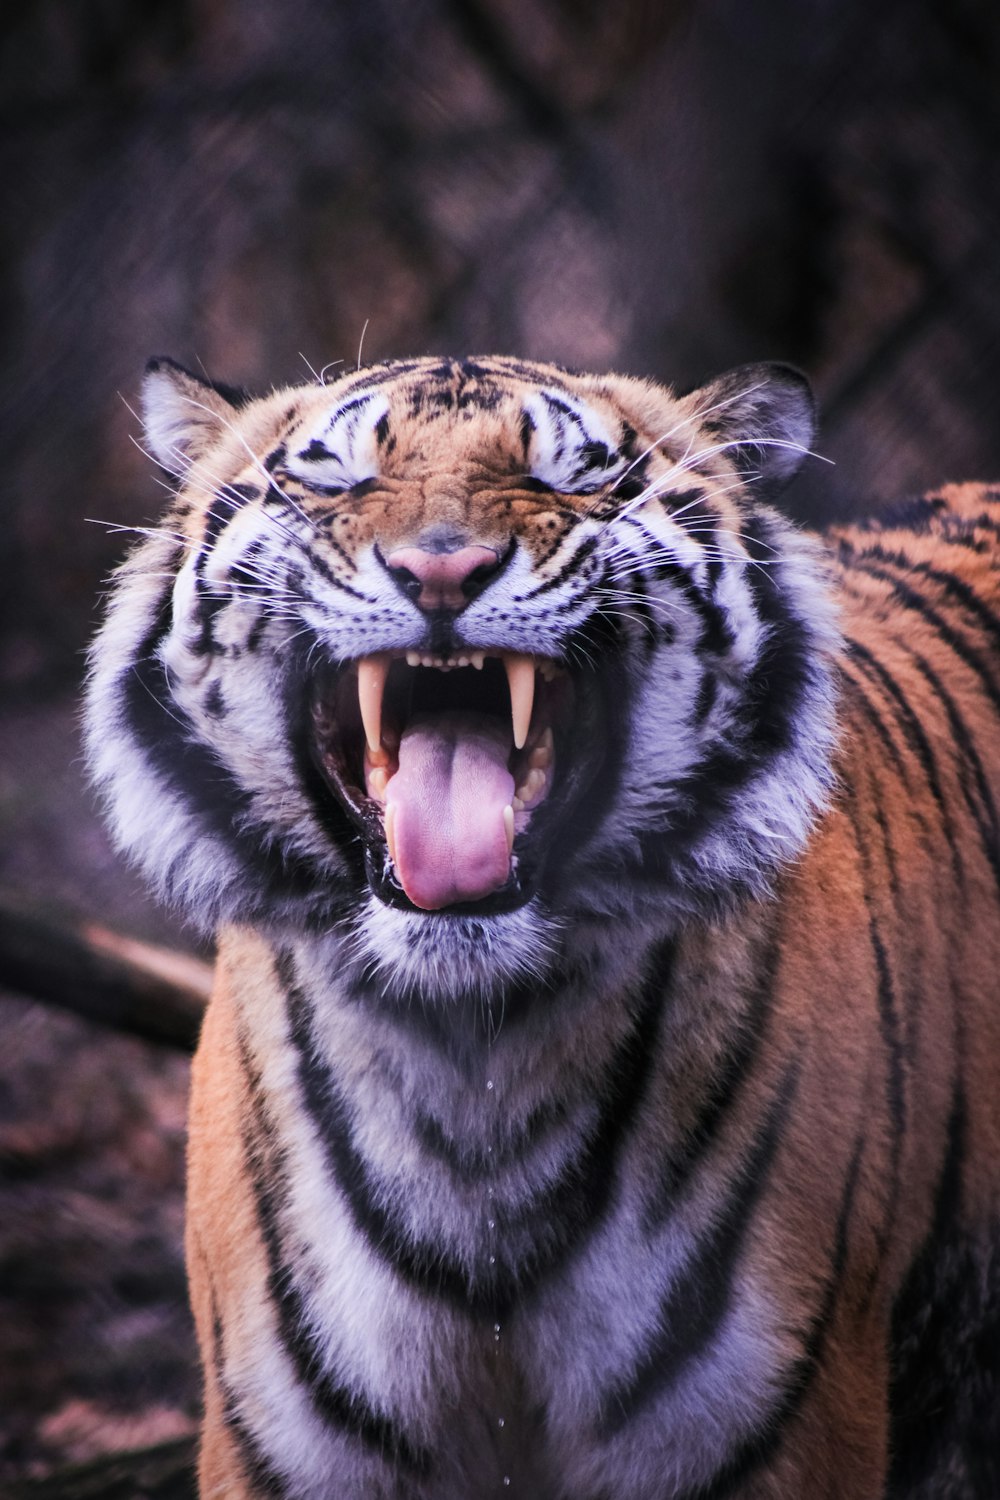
358 654 389 754
504 654 535 750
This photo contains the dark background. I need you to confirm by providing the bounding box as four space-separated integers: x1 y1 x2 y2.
2 0 999 1485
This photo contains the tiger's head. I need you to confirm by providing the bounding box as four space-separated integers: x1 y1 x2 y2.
86 355 839 996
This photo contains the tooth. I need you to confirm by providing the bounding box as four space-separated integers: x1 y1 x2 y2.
471 652 485 670
358 655 389 754
514 767 547 806
538 659 559 682
368 766 388 800
504 654 535 750
512 796 524 812
503 804 515 853
385 802 398 864
529 727 554 768
406 651 421 667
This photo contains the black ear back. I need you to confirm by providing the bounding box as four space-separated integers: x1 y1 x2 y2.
683 362 817 495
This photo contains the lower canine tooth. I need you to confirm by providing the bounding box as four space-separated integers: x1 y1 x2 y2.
503 804 514 853
368 767 389 800
358 654 389 754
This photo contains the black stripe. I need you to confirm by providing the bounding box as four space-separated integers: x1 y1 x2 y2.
624 508 822 891
413 1095 568 1180
520 533 598 600
300 542 372 601
346 955 581 1068
120 590 353 924
841 790 907 1265
846 638 964 884
843 548 1000 716
850 541 1000 654
240 1038 432 1478
838 663 910 782
684 1132 865 1500
618 514 733 655
887 1086 971 1493
601 1059 801 1436
840 760 902 907
281 939 674 1318
642 925 779 1229
209 1290 289 1497
585 456 654 518
601 565 665 651
693 668 718 724
308 516 359 572
904 646 1000 895
188 499 242 656
739 508 822 759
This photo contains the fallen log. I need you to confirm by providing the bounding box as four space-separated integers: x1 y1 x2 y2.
0 889 210 1051
3 1436 197 1499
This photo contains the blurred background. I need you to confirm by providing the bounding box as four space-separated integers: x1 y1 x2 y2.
2 0 999 1489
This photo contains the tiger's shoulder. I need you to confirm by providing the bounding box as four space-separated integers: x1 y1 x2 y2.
827 480 1000 597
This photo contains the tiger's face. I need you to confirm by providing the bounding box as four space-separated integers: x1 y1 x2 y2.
87 355 839 995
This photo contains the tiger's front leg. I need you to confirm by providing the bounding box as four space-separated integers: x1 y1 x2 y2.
187 969 545 1500
187 981 429 1498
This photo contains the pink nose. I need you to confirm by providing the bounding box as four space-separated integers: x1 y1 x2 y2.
385 545 501 612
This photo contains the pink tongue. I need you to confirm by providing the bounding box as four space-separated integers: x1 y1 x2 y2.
385 713 514 911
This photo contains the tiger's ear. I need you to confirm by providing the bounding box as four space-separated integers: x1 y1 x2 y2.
682 362 817 495
141 357 249 479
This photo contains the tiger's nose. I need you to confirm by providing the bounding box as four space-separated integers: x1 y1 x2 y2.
384 544 503 613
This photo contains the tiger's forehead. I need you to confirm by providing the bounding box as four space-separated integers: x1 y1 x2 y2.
260 355 661 508
292 356 627 445
294 355 626 423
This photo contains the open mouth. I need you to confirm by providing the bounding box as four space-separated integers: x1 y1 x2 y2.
311 652 575 913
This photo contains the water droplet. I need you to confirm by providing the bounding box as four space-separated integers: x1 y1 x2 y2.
494 1323 501 1334
489 1254 496 1264
488 1218 496 1230
503 1478 511 1488
497 1416 505 1428
486 1079 495 1092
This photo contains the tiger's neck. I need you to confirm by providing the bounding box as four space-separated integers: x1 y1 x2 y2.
215 908 772 1317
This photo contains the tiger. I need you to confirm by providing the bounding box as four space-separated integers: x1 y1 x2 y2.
83 352 1000 1499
